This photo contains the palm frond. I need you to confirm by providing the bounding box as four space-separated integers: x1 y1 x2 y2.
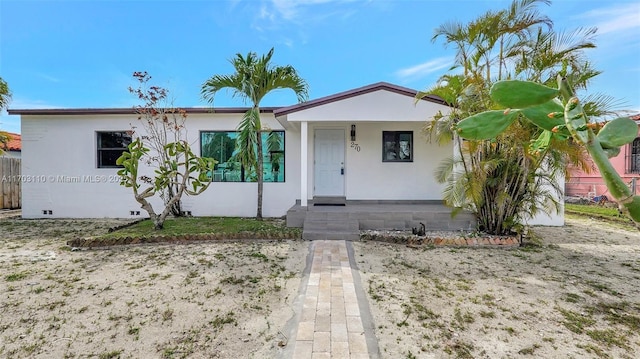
0 77 11 111
581 92 628 120
201 74 243 104
235 108 260 172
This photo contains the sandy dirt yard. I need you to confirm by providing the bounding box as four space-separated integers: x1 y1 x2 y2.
355 216 640 359
0 217 308 358
1 214 639 359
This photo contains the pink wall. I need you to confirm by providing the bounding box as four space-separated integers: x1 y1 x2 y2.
567 123 640 198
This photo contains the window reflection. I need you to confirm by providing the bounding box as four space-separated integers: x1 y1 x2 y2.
201 131 285 182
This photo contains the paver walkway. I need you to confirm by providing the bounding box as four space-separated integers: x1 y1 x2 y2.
289 240 377 359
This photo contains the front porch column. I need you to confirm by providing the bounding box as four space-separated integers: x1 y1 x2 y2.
300 121 308 207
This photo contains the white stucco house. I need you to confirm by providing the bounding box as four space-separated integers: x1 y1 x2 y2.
8 82 563 235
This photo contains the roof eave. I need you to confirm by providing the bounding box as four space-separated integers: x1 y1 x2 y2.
7 107 279 116
273 82 449 117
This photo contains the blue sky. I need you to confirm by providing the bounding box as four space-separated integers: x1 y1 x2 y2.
1 0 639 134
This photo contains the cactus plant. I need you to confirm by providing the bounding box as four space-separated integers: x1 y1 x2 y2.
454 75 640 227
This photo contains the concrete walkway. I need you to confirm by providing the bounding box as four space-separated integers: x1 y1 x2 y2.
287 240 379 359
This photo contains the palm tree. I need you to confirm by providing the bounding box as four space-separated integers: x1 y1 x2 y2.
0 77 12 155
201 48 308 219
0 77 10 111
425 0 601 235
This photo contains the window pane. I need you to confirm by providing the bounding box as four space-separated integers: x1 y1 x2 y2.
98 150 126 168
201 131 242 182
631 138 640 173
98 132 132 149
264 131 284 182
382 131 412 162
97 131 132 168
200 130 285 182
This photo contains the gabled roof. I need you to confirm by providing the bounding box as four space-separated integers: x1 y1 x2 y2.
273 82 447 117
2 132 21 152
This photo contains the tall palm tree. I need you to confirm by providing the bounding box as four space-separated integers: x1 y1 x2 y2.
201 48 308 219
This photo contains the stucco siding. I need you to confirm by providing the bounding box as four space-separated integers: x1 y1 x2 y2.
20 113 300 218
286 90 450 123
304 122 449 201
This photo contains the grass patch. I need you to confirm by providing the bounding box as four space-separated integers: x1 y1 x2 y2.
68 217 302 247
565 204 634 228
588 301 640 331
586 329 629 349
105 217 300 238
98 350 123 359
210 311 237 329
557 308 595 334
444 340 474 359
5 272 28 282
518 343 541 355
564 292 583 303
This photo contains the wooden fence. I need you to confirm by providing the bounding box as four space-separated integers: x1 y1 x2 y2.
0 157 21 209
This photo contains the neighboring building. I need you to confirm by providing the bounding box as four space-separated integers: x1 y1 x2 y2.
1 132 21 158
8 82 563 228
566 114 640 199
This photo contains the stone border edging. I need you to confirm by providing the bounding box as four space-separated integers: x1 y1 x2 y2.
360 233 520 247
67 231 303 248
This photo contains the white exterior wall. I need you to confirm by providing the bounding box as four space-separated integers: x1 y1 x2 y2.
304 122 449 200
525 171 565 226
452 136 564 226
18 85 564 226
285 89 453 201
286 90 448 123
20 112 300 218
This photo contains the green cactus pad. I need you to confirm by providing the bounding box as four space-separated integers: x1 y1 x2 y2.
455 110 518 140
490 80 559 109
530 130 552 154
597 117 637 149
602 146 621 158
520 99 565 131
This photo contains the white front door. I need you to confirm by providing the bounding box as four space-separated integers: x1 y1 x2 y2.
314 129 345 196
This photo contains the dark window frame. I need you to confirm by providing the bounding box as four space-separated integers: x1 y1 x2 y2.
382 131 413 162
200 130 286 183
627 137 640 174
96 131 132 168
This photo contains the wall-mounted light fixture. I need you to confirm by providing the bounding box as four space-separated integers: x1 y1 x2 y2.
350 124 356 141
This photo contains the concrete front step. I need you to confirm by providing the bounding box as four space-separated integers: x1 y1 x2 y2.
310 196 346 205
302 230 360 241
302 218 359 241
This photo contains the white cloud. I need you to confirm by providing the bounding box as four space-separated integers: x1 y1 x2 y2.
395 57 453 79
6 97 61 110
0 97 60 134
251 0 361 44
270 0 347 21
34 73 60 83
576 3 640 35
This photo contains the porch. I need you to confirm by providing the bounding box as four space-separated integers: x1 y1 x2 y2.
286 198 476 240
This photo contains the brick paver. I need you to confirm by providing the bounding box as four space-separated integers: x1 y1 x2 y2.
290 240 371 358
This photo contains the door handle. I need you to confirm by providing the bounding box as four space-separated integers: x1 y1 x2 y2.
341 167 344 175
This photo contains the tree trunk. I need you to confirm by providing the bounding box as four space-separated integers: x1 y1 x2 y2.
135 195 163 229
256 127 264 220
